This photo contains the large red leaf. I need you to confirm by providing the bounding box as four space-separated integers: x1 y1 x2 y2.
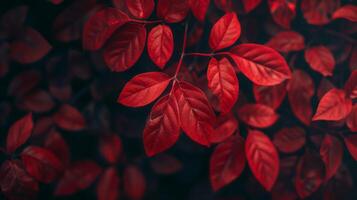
305 46 335 76
266 31 305 53
211 113 238 143
44 130 70 166
230 44 291 86
347 105 357 132
301 0 340 25
157 0 189 23
6 113 33 153
273 127 306 153
210 135 245 191
53 104 86 131
238 104 278 128
144 94 180 156
104 23 147 72
209 12 241 51
99 134 123 164
118 72 171 107
125 0 154 19
82 8 129 50
174 81 215 146
332 5 357 22
96 167 120 200
320 134 343 181
123 165 146 200
344 135 357 160
245 130 279 191
312 89 352 121
242 0 262 13
147 25 174 69
287 70 315 125
189 0 210 21
344 70 357 99
21 146 63 183
207 57 239 113
253 82 287 110
267 0 297 29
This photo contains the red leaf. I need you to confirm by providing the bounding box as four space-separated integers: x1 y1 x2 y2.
320 134 343 181
174 81 215 146
301 0 340 25
150 154 182 174
347 105 357 132
273 127 306 153
53 104 86 131
147 25 174 69
104 23 147 72
317 78 335 100
10 27 52 64
245 130 279 191
242 0 262 13
210 135 245 191
207 57 239 113
266 31 305 53
143 94 180 156
44 130 70 166
7 66 39 97
125 0 154 19
118 72 171 107
305 46 335 76
33 116 54 136
21 146 63 183
96 167 120 200
18 89 55 113
312 89 352 121
288 70 315 125
238 104 279 128
211 113 238 143
214 0 233 12
55 161 102 196
157 0 189 23
83 8 129 50
344 70 357 99
189 0 210 21
332 5 357 22
123 165 146 200
230 44 291 86
209 12 241 51
99 134 123 164
6 113 33 153
344 135 357 160
267 0 297 29
0 5 28 35
253 82 287 110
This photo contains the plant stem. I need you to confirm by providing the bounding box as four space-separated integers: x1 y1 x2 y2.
174 23 189 77
184 52 213 57
130 19 163 24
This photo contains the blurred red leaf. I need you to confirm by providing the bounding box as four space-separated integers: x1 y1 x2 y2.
320 134 343 181
347 105 357 132
332 5 357 22
273 127 306 153
266 31 305 53
301 0 340 25
8 70 41 98
125 0 154 19
6 113 33 153
0 5 28 36
344 70 357 99
124 165 146 200
238 104 279 128
211 113 238 143
53 104 86 131
157 0 189 23
344 135 357 160
99 134 123 164
96 167 120 200
305 46 335 76
242 0 262 13
18 89 55 113
267 0 297 29
150 154 182 175
44 130 71 166
189 0 210 22
253 82 287 110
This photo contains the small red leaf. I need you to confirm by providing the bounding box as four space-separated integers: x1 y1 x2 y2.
209 12 241 51
211 113 238 143
301 0 340 25
267 0 297 29
53 104 86 131
238 104 279 128
332 5 357 22
8 70 41 98
266 31 305 53
147 25 174 69
144 94 180 156
312 89 352 121
207 57 239 113
305 46 335 76
210 135 245 191
242 0 262 13
150 154 182 175
345 135 357 160
273 127 306 153
230 44 291 86
118 72 171 107
99 134 123 164
104 23 147 72
320 134 343 181
96 167 120 200
123 165 146 200
344 70 357 99
253 82 287 110
6 113 33 153
157 0 189 23
347 105 357 132
83 8 129 50
189 0 210 21
18 89 55 113
125 0 154 19
44 130 70 166
245 130 279 191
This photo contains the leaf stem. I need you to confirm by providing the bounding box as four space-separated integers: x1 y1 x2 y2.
130 19 164 24
184 51 229 57
174 23 189 77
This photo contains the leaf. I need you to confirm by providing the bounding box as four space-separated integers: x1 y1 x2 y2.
253 82 287 110
18 89 55 113
147 25 174 69
305 46 335 76
118 72 171 107
211 113 238 143
287 70 315 125
6 113 33 153
83 8 129 50
99 134 123 164
332 5 357 22
210 135 245 191
320 135 343 181
207 57 239 113
266 31 305 53
143 94 180 156
123 165 146 200
242 0 262 13
301 0 340 25
189 0 210 21
344 135 357 160
96 167 120 200
214 0 233 12
238 104 279 128
174 81 216 146
273 127 306 153
347 105 357 132
312 89 352 121
150 154 182 175
0 5 28 35
125 0 154 19
344 70 357 99
230 43 291 86
10 27 52 64
44 130 70 166
245 130 279 191
53 104 86 131
157 0 189 23
209 12 241 51
267 0 297 29
21 146 63 183
104 23 147 72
